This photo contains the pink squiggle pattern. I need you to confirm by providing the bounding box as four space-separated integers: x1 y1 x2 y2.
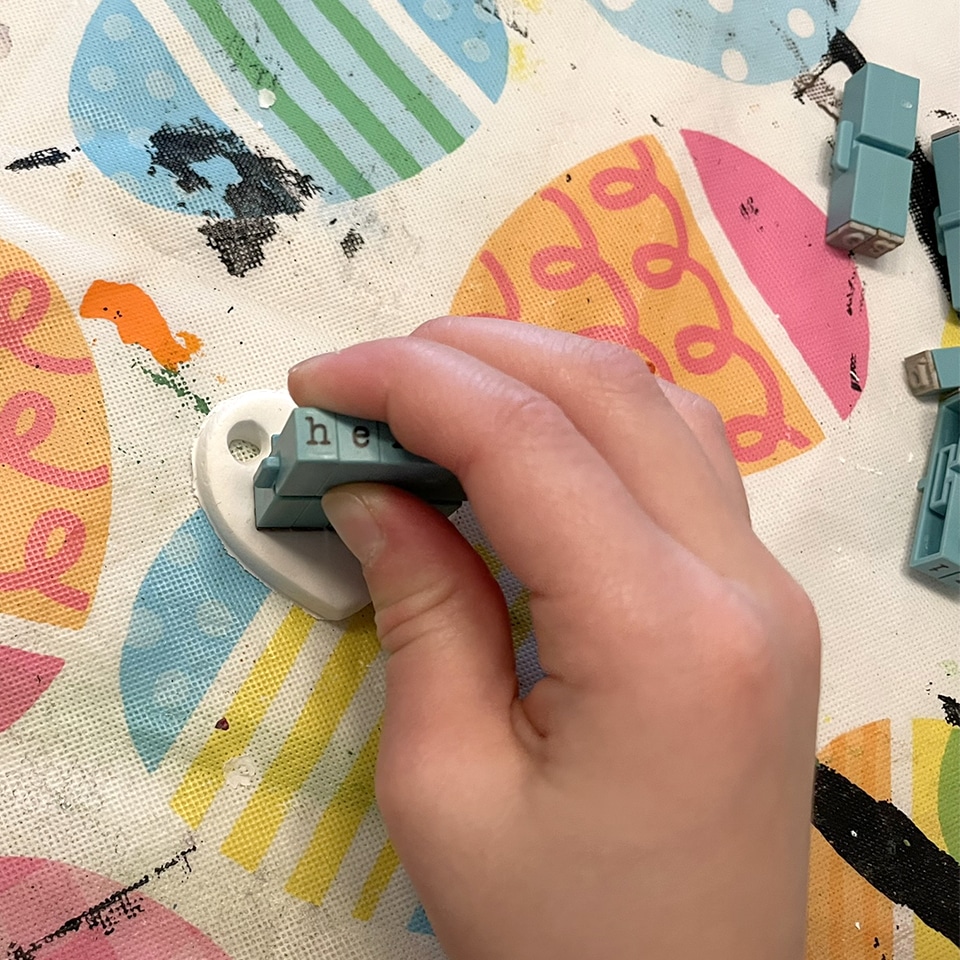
530 188 674 378
0 391 110 491
477 138 810 463
477 251 521 320
0 270 94 375
0 509 90 611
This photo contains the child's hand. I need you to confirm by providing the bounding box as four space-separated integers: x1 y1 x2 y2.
289 318 821 960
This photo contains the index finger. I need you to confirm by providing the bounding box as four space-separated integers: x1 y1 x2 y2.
288 338 704 644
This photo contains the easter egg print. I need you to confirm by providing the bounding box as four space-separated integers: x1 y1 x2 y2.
584 0 861 84
70 0 505 215
809 719 960 955
683 131 869 420
398 0 507 101
452 134 874 473
121 514 398 934
0 238 112 631
0 647 64 733
120 509 269 772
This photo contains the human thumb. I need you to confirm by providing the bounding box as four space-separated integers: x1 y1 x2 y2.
321 484 519 808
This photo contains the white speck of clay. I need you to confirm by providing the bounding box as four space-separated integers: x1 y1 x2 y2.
851 830 857 837
258 88 276 109
223 756 256 787
854 921 861 930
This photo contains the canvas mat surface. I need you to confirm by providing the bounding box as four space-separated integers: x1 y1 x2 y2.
0 1 958 958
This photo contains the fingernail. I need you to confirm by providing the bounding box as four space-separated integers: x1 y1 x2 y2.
288 354 329 378
322 490 385 565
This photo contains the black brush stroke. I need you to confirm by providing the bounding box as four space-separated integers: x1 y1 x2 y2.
941 695 960 728
910 142 952 295
5 148 70 171
147 118 315 277
826 29 866 73
813 761 959 945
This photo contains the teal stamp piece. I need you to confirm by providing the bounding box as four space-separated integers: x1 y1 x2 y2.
253 407 465 529
904 347 960 397
932 127 960 310
826 64 920 258
910 392 960 586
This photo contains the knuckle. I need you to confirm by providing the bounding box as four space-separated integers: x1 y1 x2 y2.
706 577 821 699
576 339 655 396
490 390 564 440
684 393 726 436
780 578 822 667
714 599 777 689
374 576 462 656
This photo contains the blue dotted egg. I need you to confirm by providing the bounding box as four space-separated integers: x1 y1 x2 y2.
399 0 508 101
120 510 269 772
69 1 245 216
70 0 508 208
585 0 861 85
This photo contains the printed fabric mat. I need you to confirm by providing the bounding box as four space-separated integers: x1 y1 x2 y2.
1 1 958 958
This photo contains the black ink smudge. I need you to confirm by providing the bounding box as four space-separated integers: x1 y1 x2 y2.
147 118 315 277
475 0 529 39
199 217 277 275
827 29 866 74
849 354 862 392
933 109 960 122
5 844 197 960
909 141 951 297
341 228 365 259
813 761 960 946
5 147 71 171
940 695 960 728
790 30 853 118
845 276 856 316
650 115 664 128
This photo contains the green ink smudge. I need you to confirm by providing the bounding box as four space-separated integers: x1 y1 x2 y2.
136 363 210 415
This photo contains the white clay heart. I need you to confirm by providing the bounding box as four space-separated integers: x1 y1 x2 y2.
192 390 370 620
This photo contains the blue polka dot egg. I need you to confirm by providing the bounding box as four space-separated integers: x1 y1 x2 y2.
69 0 509 212
585 0 861 85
